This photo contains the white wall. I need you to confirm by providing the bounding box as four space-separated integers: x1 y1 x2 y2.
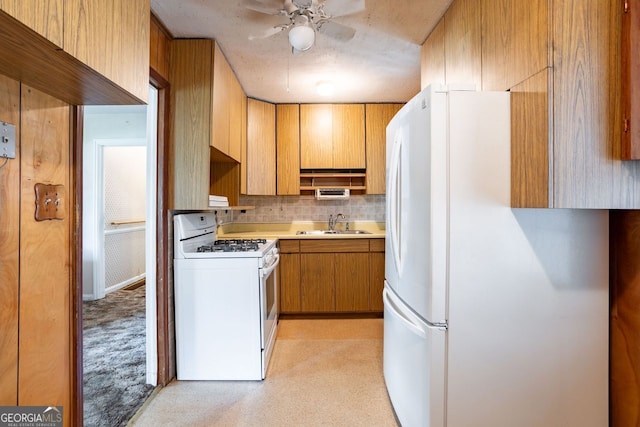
82 107 147 299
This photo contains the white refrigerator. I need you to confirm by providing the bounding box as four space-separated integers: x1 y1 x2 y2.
383 84 609 427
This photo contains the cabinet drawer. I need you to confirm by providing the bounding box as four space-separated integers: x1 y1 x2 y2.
370 239 385 252
279 240 300 253
299 239 370 253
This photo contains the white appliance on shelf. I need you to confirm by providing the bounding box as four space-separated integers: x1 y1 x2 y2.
173 212 279 380
383 84 609 426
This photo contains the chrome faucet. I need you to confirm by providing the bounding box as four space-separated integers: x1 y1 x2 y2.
329 213 346 231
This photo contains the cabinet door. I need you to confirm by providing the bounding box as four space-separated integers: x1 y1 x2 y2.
481 0 549 91
0 0 63 47
150 14 170 80
421 17 445 89
212 43 230 155
276 104 301 195
279 253 301 313
332 104 365 169
64 0 149 103
369 250 385 312
169 39 213 210
365 104 403 194
623 0 640 159
246 98 276 195
227 70 243 162
444 0 481 89
510 70 550 208
300 253 335 312
300 104 333 169
335 253 369 312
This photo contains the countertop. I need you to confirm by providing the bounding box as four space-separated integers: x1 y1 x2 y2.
217 221 386 240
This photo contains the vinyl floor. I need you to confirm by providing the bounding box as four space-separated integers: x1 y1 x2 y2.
129 318 398 427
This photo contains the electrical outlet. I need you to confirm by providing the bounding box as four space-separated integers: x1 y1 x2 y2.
1 121 16 159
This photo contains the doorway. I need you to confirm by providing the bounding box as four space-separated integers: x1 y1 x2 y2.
81 85 159 425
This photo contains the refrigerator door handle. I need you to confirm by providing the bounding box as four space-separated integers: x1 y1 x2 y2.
383 288 428 339
388 132 402 275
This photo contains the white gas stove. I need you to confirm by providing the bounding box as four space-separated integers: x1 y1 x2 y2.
173 213 279 380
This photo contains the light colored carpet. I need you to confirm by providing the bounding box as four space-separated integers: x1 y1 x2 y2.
130 318 398 426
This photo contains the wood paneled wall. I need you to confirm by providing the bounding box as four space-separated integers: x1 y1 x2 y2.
0 74 20 405
0 76 72 425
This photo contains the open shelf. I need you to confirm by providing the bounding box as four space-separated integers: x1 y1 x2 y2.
299 170 366 194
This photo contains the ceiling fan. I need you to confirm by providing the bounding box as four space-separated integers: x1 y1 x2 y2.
244 0 365 52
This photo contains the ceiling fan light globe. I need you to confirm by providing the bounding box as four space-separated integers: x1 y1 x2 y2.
289 24 315 51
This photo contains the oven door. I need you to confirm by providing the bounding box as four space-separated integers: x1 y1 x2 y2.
259 251 279 377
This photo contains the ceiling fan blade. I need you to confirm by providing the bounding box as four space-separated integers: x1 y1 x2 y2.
321 0 365 18
242 0 284 16
317 20 356 42
249 24 288 40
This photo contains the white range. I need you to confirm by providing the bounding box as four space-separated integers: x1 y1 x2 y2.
173 212 279 380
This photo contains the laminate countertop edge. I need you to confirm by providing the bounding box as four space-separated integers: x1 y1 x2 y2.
217 221 386 240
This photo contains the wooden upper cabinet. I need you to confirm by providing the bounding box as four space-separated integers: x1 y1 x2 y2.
510 69 550 208
300 104 333 168
0 0 148 105
169 39 213 210
481 0 549 91
444 0 481 89
0 0 63 47
332 104 365 169
212 43 230 156
622 0 640 160
64 0 149 103
211 43 243 162
228 74 243 162
276 104 301 195
150 14 170 81
246 98 276 195
365 103 402 194
421 17 445 89
300 104 365 169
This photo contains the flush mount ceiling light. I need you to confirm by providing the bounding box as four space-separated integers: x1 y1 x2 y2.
316 80 334 96
288 14 315 51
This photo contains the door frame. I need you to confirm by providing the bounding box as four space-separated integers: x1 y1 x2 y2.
72 70 172 425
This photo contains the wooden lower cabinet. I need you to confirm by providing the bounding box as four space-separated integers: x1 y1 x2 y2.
369 239 386 311
335 253 369 312
301 253 335 312
279 238 384 314
279 252 301 313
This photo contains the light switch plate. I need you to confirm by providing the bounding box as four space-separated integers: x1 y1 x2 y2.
34 183 65 221
1 121 16 159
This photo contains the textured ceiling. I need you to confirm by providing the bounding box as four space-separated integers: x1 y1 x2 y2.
151 0 452 104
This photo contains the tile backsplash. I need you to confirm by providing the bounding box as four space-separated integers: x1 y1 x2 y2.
231 195 385 224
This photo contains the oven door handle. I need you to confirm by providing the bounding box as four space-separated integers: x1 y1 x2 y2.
261 254 280 278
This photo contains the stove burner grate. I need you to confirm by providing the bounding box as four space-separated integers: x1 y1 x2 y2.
196 238 268 253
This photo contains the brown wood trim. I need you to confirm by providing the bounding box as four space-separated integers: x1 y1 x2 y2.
71 105 83 427
610 210 640 426
150 71 172 386
622 2 640 159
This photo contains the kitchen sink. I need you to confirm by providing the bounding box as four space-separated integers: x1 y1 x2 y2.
296 230 371 235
